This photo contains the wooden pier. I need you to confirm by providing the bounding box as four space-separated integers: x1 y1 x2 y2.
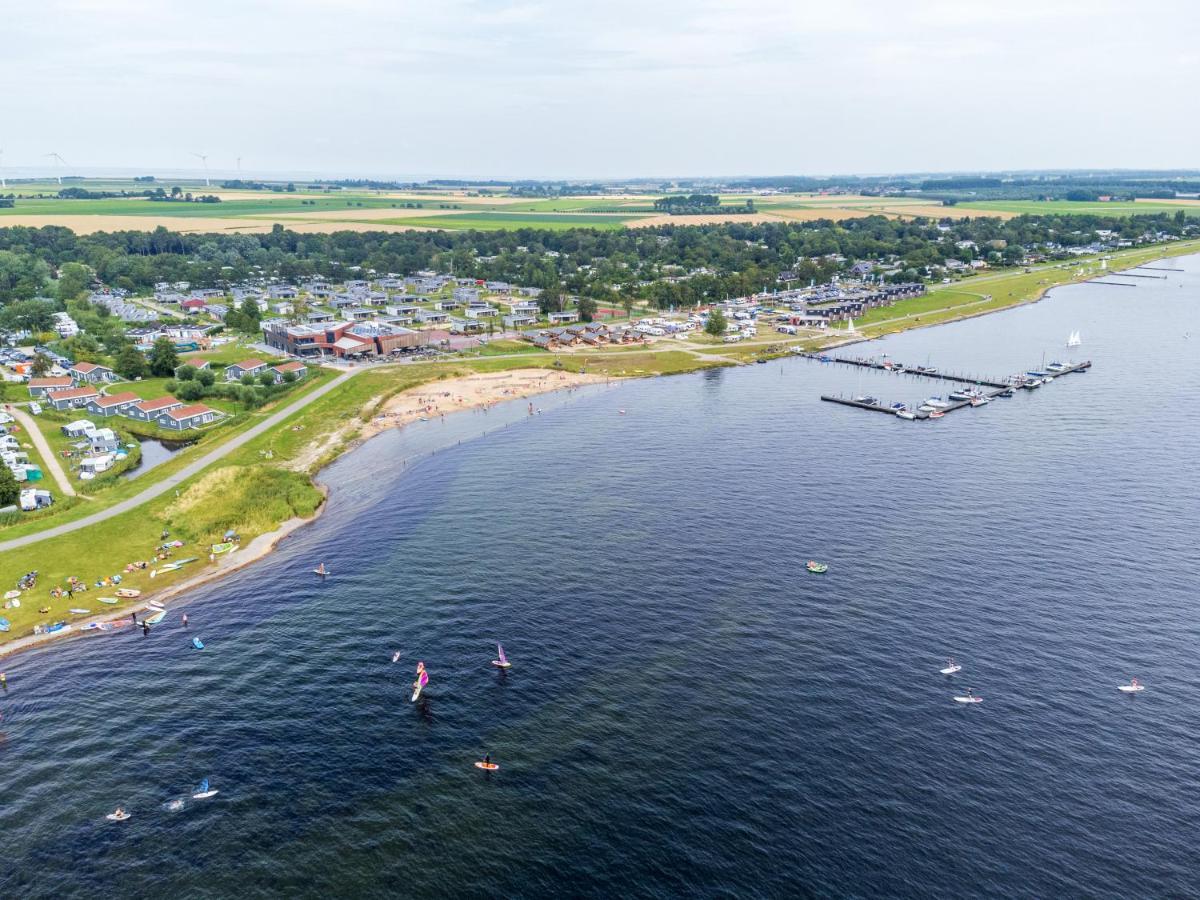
813 355 1092 422
1111 272 1167 279
1089 280 1137 287
1134 265 1184 272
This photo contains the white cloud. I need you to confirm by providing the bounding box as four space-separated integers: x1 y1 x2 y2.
1 0 1197 178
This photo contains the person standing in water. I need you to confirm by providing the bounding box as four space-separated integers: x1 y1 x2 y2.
182 614 188 628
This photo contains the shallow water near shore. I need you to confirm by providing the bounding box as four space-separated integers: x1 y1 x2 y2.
2 258 1200 898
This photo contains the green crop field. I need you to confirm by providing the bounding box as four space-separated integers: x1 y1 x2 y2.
956 200 1200 217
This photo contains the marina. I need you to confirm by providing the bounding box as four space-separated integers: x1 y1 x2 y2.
812 354 1092 420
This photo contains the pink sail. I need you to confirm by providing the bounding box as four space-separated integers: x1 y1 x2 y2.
497 644 508 665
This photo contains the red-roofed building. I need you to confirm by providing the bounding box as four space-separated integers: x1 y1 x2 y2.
27 376 73 397
270 361 307 383
45 386 101 410
181 299 208 313
127 395 183 421
224 359 268 381
85 391 141 418
156 403 219 431
70 361 117 384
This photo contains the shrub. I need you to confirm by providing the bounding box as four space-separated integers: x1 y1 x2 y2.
196 369 216 387
176 365 197 381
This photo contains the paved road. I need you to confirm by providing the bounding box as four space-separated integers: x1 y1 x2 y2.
9 407 77 497
0 370 355 553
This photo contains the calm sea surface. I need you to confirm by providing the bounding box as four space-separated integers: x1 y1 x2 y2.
2 258 1199 898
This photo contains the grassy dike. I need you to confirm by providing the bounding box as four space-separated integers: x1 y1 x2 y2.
2 237 1196 648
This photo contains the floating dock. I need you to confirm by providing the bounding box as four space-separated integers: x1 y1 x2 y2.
1134 265 1183 272
812 355 1092 422
1110 272 1166 279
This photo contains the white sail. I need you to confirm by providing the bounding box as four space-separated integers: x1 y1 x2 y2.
1067 330 1081 347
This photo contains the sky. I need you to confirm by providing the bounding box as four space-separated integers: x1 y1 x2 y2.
3 0 1199 181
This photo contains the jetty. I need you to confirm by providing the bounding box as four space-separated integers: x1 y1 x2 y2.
1089 281 1137 287
1111 272 1166 279
811 354 1092 422
1134 265 1184 272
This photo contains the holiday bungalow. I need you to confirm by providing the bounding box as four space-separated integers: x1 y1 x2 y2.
127 396 183 422
70 362 117 384
157 403 219 431
46 386 101 411
270 361 307 383
27 376 73 397
86 392 141 418
225 359 269 381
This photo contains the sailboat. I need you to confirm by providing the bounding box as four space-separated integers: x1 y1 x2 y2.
846 317 857 334
1067 330 1082 347
411 662 429 702
192 778 218 800
492 644 511 669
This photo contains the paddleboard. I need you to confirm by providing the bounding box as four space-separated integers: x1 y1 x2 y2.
940 665 962 675
474 762 500 771
106 811 131 822
1119 684 1145 693
69 608 90 615
145 610 167 625
192 790 219 799
164 799 185 812
954 696 983 703
491 660 512 669
192 637 205 650
98 597 118 604
148 600 165 610
313 569 329 577
411 683 423 702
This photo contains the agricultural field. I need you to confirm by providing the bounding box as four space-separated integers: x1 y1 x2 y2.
5 179 1199 234
955 199 1200 217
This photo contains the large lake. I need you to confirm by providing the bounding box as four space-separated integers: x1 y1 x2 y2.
2 257 1199 898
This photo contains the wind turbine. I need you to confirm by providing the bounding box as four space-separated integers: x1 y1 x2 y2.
46 152 68 184
0 149 6 190
192 152 210 186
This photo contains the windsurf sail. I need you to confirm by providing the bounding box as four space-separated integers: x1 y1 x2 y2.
197 778 209 794
497 644 507 665
417 670 429 688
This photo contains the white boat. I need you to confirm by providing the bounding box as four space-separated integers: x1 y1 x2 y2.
896 409 916 420
940 659 961 675
917 404 936 412
948 390 972 401
925 397 952 409
969 397 988 407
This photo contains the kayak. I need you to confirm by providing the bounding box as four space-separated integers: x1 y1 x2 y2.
805 561 828 574
145 610 167 625
106 811 131 822
954 696 983 703
940 665 962 675
98 597 118 605
474 762 500 771
192 637 205 650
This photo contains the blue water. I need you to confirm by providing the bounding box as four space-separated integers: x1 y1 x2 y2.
2 258 1200 898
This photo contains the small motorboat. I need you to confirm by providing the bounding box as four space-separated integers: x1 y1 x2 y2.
969 397 988 407
1118 679 1145 693
896 409 916 420
948 390 972 401
925 397 951 409
805 561 828 574
929 410 945 419
997 389 1014 398
917 403 936 412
